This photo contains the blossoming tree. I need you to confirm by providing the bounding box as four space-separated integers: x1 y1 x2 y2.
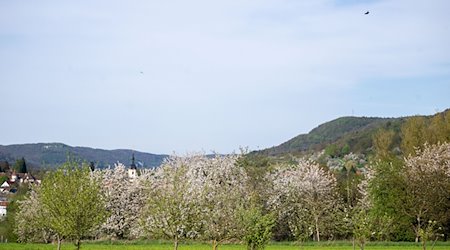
98 163 146 239
141 155 203 250
402 142 450 244
269 159 341 242
188 154 249 250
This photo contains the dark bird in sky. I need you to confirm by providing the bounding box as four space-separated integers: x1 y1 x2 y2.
140 71 143 74
364 11 370 15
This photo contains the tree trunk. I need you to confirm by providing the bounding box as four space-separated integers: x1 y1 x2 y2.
56 235 61 250
212 239 219 250
76 239 81 250
42 232 47 244
359 238 365 250
174 235 179 250
347 170 351 206
416 216 421 243
315 216 320 242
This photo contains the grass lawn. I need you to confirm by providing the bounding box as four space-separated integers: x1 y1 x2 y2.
1 241 449 250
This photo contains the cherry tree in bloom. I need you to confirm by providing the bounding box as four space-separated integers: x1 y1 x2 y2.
268 159 340 242
15 188 53 243
402 142 450 243
140 153 250 250
97 163 146 239
140 154 204 250
350 164 375 250
186 153 249 250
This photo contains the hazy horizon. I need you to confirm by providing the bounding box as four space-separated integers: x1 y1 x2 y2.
1 110 448 155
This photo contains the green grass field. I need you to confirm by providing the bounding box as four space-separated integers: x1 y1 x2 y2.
1 241 449 250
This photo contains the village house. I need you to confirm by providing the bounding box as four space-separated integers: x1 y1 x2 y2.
0 155 137 218
0 170 40 217
0 180 13 194
10 170 40 185
0 198 8 217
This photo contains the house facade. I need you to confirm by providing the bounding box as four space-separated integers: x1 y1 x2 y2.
0 170 40 218
0 200 8 217
0 181 11 193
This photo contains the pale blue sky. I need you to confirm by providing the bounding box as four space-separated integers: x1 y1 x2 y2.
1 0 449 154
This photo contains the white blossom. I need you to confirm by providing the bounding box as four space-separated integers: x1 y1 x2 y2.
15 188 54 243
268 159 340 242
96 163 147 239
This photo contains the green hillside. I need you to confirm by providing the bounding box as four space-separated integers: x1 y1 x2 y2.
258 116 407 157
1 110 448 168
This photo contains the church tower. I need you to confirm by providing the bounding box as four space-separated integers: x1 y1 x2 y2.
128 153 137 179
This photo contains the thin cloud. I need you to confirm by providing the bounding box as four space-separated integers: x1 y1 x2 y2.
0 0 449 153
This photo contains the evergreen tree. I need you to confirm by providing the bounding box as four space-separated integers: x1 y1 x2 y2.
13 157 27 173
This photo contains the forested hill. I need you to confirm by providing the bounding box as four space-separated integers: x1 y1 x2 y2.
257 112 448 157
0 143 168 169
2 111 448 168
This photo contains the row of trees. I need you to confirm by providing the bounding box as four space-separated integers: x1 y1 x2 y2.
0 157 28 174
12 112 450 250
364 142 450 249
14 141 450 250
369 111 450 245
15 154 272 250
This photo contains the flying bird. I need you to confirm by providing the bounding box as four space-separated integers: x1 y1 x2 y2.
364 11 370 15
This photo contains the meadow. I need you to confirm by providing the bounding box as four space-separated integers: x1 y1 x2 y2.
1 241 450 250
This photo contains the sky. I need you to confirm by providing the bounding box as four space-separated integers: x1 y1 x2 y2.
0 0 449 154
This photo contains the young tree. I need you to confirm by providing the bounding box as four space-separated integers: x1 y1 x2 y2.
417 220 443 250
352 169 372 250
240 206 275 250
39 160 107 250
351 208 371 250
351 168 393 249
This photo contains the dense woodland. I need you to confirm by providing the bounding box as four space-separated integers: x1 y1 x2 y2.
0 110 449 250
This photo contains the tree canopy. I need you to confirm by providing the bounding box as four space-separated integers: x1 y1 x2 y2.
36 160 107 250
